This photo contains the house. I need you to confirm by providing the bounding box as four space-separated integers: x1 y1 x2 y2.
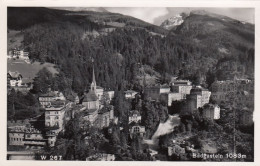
159 84 171 94
8 71 23 87
125 90 138 99
13 49 29 60
129 123 145 138
129 110 141 124
202 104 220 120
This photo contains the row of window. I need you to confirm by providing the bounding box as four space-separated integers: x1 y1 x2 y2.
39 98 53 101
46 122 59 126
46 111 59 115
46 116 59 119
10 137 23 142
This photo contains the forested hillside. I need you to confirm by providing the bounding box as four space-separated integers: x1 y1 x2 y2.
7 7 255 95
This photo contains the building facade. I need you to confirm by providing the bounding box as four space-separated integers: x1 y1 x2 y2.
129 125 146 138
210 79 254 105
129 110 141 124
39 90 66 108
202 104 220 120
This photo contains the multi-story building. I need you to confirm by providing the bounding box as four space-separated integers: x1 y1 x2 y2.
44 101 69 147
24 127 47 149
8 126 25 146
7 71 23 87
129 110 141 124
186 86 211 109
144 84 170 101
39 90 66 108
210 78 254 105
160 93 184 106
8 125 47 149
171 80 192 99
202 104 220 120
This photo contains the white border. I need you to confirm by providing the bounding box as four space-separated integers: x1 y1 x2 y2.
0 0 259 166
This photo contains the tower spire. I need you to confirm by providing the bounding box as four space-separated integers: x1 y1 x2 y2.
90 58 96 92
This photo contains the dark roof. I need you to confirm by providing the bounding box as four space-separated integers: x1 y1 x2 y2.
39 91 56 97
83 91 98 102
160 84 170 88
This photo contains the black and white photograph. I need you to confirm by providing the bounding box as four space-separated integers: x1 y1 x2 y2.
2 1 256 163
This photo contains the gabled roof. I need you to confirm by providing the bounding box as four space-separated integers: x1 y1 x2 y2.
83 91 98 102
8 71 22 78
129 110 141 117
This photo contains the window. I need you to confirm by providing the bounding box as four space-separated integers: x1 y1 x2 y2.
55 111 58 114
133 127 140 133
55 116 59 119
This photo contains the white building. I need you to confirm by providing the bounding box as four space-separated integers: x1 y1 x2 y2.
125 90 138 99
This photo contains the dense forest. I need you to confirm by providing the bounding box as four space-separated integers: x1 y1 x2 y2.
8 8 255 95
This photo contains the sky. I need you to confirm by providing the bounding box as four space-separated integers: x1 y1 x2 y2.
104 7 255 25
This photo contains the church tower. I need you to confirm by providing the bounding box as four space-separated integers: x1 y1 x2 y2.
90 60 96 92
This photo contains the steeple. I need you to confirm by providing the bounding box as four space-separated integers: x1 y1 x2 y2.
90 58 96 92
